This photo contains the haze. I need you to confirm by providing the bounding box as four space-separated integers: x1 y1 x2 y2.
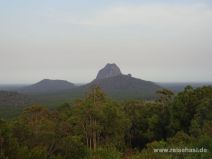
0 0 212 84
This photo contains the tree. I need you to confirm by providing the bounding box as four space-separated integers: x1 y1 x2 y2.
70 86 106 151
14 105 60 157
60 136 88 159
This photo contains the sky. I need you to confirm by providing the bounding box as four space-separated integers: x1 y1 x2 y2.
0 0 212 84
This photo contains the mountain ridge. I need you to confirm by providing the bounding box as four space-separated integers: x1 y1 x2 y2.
14 63 162 101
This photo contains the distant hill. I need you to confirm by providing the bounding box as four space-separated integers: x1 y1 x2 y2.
19 79 76 94
0 84 28 91
157 82 212 93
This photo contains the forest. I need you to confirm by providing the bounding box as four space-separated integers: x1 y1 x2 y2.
0 85 211 159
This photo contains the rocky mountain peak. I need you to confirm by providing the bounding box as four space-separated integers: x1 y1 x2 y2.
96 63 122 80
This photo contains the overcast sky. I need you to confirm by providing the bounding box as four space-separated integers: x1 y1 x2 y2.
0 0 212 84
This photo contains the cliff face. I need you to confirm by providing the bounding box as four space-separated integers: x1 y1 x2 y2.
96 63 122 80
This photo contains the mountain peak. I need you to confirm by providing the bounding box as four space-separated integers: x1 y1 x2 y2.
96 63 122 80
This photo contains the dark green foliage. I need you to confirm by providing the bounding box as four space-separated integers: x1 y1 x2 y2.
60 136 89 159
0 86 211 159
91 147 121 159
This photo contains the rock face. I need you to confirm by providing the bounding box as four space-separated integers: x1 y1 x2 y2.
96 63 122 80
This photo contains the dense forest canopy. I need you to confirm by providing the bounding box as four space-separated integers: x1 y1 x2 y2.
0 85 211 159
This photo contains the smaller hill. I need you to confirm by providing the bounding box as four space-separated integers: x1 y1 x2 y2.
19 79 76 94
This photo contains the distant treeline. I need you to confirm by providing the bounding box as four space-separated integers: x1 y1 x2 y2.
0 86 211 159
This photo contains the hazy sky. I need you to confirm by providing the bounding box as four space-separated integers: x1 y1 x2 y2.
0 0 212 84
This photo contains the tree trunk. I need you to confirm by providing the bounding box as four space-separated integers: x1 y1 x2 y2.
93 119 97 151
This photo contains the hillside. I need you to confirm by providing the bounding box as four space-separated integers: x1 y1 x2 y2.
90 74 161 99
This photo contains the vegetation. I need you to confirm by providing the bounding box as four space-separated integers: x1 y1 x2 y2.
0 85 211 159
